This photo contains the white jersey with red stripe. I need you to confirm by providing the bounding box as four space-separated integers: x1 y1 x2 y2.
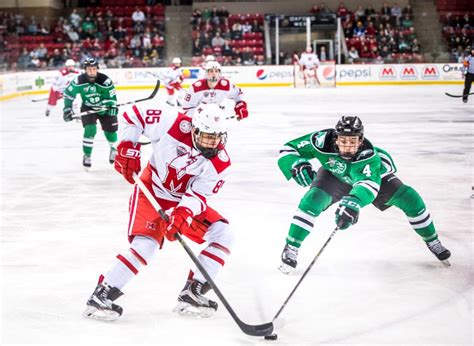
299 52 320 70
160 66 184 88
51 67 80 92
182 78 244 116
119 100 231 217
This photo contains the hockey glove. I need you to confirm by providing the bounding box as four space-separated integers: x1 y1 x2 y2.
291 161 315 187
63 107 74 122
96 99 118 116
165 207 193 241
335 195 361 230
114 141 141 184
234 101 248 120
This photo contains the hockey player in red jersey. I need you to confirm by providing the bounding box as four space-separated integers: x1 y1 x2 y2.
83 102 234 321
45 59 79 117
182 61 248 120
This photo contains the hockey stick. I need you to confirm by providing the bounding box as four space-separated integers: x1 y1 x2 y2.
272 227 338 322
72 80 161 119
445 92 474 98
132 174 274 337
31 97 49 102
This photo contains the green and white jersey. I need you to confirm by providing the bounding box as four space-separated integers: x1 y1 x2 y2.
278 129 397 207
63 72 117 110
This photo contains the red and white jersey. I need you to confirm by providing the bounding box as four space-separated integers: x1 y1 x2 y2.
119 100 231 217
161 66 184 88
182 78 244 116
299 52 320 69
51 67 79 92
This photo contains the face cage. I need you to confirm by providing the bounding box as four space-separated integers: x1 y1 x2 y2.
192 128 227 159
206 70 221 83
334 135 363 161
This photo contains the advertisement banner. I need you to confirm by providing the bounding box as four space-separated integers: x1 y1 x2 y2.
336 63 463 85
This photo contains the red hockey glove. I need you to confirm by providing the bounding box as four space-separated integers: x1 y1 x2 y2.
234 101 248 120
165 207 193 241
114 141 141 184
170 81 182 90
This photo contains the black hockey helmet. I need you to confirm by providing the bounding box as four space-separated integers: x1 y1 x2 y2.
83 57 99 69
335 116 364 139
334 116 364 161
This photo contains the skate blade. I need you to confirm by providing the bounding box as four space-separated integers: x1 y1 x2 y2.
82 305 120 321
83 166 91 172
441 259 451 267
173 301 215 319
278 263 294 275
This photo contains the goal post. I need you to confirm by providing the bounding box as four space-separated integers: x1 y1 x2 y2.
294 60 336 88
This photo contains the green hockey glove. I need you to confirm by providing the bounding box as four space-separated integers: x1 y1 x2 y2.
335 195 361 230
291 160 315 187
102 99 118 116
63 107 74 122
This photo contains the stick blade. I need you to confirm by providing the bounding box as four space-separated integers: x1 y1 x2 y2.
239 321 274 337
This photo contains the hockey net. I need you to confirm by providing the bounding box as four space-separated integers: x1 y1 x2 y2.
294 60 336 88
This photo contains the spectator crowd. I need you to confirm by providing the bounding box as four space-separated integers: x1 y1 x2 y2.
0 4 166 71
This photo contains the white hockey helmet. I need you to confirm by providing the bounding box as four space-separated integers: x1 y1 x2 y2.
204 54 216 62
172 57 182 65
192 103 227 159
65 59 75 67
205 60 221 71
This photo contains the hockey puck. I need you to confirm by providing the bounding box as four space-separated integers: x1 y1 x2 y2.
264 333 278 340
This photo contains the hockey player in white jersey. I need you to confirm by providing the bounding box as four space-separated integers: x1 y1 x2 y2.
45 59 79 116
161 57 185 106
182 61 248 120
299 46 320 88
83 102 235 321
196 54 216 80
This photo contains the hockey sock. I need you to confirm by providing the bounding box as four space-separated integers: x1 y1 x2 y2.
193 242 231 283
104 131 117 148
83 124 97 156
388 185 438 242
104 236 158 290
286 187 332 247
192 221 233 283
287 209 317 247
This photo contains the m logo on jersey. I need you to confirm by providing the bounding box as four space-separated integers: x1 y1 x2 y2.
162 165 194 194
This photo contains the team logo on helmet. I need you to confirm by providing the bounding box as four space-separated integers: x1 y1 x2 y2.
218 150 229 162
179 120 192 133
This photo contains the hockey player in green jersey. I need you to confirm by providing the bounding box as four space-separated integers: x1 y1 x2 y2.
278 116 451 274
63 57 118 170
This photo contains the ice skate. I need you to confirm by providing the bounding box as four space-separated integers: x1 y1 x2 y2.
109 147 117 164
45 110 50 117
426 239 451 266
82 282 123 321
83 155 91 171
279 244 299 274
173 280 217 318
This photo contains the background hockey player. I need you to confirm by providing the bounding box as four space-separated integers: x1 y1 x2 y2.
63 57 118 170
277 116 451 274
83 102 235 321
182 61 248 120
161 57 185 106
196 54 216 80
298 46 320 88
461 47 474 103
45 59 79 117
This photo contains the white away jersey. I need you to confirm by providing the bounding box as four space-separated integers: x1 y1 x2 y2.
52 67 79 92
299 52 320 69
181 78 244 116
119 100 231 216
160 66 183 88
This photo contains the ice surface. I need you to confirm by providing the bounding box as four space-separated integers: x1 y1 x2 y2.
1 85 473 345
